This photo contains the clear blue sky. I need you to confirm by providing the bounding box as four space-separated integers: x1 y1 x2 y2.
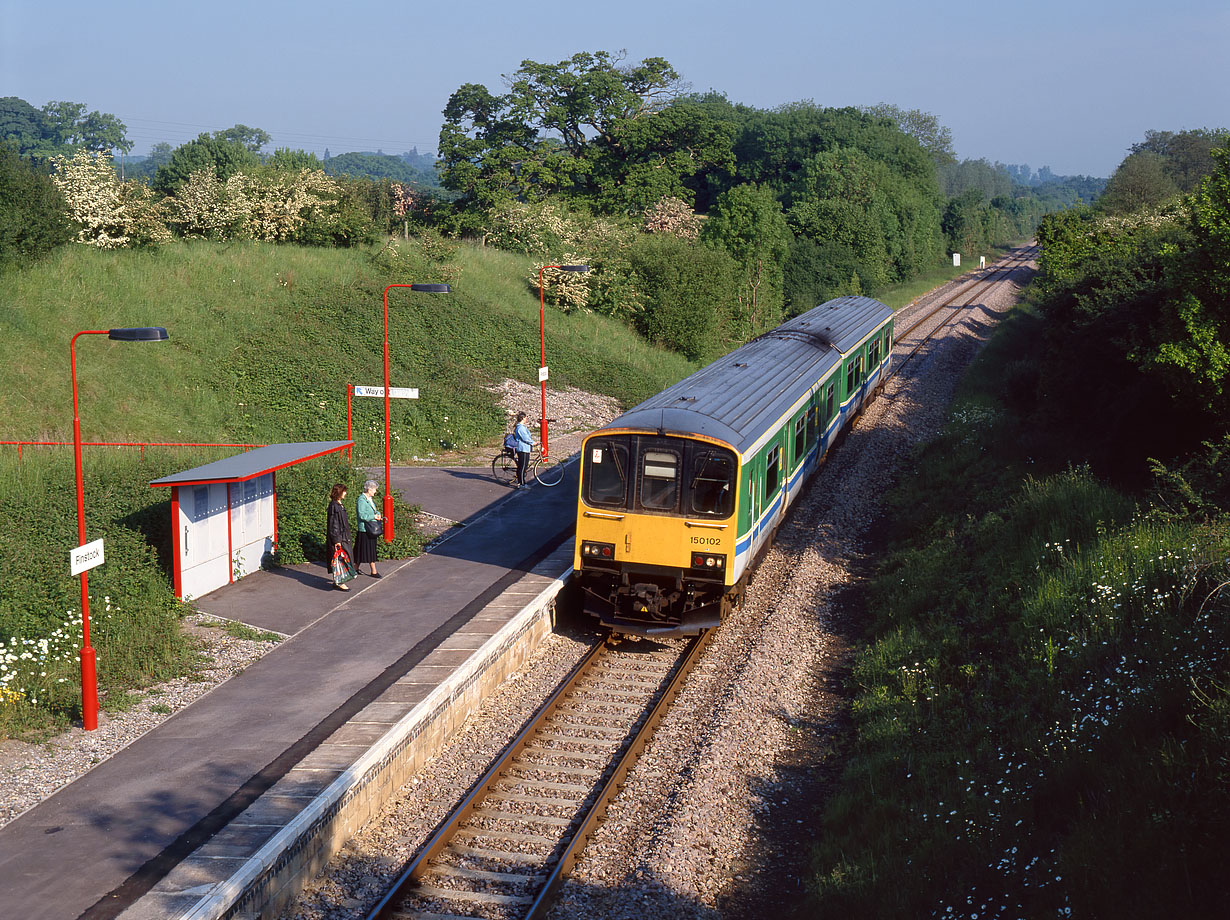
3 0 1226 179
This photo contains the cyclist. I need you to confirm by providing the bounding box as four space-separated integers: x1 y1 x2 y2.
511 411 534 488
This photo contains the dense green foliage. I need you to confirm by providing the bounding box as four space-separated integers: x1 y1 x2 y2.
804 136 1230 919
0 143 74 268
0 96 130 161
804 305 1230 919
322 151 440 189
434 53 1088 333
1034 145 1230 476
5 81 1090 358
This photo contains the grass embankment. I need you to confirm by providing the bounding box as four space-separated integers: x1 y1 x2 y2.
0 239 695 739
803 304 1229 917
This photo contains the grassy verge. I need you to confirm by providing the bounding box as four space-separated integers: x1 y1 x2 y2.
802 301 1230 917
0 237 698 740
876 244 1017 310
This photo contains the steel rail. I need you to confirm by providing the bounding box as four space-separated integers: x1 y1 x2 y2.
524 628 716 918
888 246 1037 379
366 629 713 920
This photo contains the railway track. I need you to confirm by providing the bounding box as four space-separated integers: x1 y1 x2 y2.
889 245 1038 376
366 630 716 920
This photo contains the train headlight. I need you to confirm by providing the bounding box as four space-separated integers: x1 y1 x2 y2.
690 553 726 571
581 541 616 561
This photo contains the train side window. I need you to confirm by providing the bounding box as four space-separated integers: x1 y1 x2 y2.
766 444 781 497
807 405 818 445
793 414 808 466
639 449 681 511
688 448 735 516
869 337 881 367
584 439 630 507
824 382 835 424
846 360 856 395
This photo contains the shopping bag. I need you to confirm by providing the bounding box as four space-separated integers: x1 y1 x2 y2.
331 545 357 585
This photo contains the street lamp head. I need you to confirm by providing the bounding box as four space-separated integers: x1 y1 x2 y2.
409 284 451 293
108 327 169 342
559 265 590 273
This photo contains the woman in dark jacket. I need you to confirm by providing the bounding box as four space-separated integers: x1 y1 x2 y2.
326 483 353 591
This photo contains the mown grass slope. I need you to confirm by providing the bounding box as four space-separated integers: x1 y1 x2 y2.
0 238 696 737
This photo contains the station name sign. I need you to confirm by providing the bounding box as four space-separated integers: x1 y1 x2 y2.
70 538 105 576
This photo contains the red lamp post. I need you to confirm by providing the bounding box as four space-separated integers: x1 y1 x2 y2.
381 283 450 542
537 264 589 460
70 326 168 730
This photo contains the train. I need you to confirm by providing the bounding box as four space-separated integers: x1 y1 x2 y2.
573 295 894 637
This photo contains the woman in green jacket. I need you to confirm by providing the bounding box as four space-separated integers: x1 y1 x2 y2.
354 479 384 577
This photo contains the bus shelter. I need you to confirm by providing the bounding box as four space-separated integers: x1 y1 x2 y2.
150 441 352 601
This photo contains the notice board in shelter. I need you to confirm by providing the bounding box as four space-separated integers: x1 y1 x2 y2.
150 441 352 601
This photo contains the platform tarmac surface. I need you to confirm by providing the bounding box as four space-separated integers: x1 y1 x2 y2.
0 461 579 920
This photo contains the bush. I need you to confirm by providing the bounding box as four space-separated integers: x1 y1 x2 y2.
0 144 73 267
627 233 740 362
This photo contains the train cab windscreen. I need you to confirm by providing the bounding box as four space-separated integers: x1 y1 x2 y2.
583 436 736 518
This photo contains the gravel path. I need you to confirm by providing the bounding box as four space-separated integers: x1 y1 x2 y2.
280 257 1036 919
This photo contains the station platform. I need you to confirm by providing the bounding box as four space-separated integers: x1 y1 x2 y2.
0 462 580 920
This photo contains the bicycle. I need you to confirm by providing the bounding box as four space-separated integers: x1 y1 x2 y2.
490 446 567 487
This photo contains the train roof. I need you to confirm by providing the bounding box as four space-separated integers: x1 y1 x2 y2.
597 296 893 454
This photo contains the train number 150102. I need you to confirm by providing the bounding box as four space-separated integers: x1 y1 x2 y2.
690 536 722 546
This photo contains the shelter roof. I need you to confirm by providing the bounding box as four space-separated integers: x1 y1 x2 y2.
150 441 353 488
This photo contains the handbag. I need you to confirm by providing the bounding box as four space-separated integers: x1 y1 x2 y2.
366 518 384 536
331 545 357 585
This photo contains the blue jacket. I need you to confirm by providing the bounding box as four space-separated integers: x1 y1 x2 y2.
513 422 533 452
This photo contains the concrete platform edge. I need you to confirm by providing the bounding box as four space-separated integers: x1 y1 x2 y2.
128 559 574 920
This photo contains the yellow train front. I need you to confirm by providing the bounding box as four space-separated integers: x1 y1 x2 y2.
574 296 894 636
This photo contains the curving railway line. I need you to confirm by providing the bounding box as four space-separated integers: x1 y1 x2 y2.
317 246 1039 920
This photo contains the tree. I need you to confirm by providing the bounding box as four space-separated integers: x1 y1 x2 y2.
0 143 73 266
701 183 791 339
939 158 1013 200
1099 151 1180 214
269 148 324 171
1131 128 1230 192
437 51 704 214
0 97 131 160
628 233 741 362
215 124 271 153
42 101 131 154
591 102 735 214
942 188 988 255
0 96 54 159
153 133 259 196
861 103 955 166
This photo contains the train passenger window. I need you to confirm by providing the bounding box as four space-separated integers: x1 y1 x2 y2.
846 360 856 395
824 382 835 424
807 405 818 445
639 450 680 511
584 439 629 507
869 337 881 367
766 445 781 496
688 448 735 516
793 414 808 466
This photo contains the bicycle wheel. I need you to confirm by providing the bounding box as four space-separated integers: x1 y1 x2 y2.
491 451 517 484
533 454 566 487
